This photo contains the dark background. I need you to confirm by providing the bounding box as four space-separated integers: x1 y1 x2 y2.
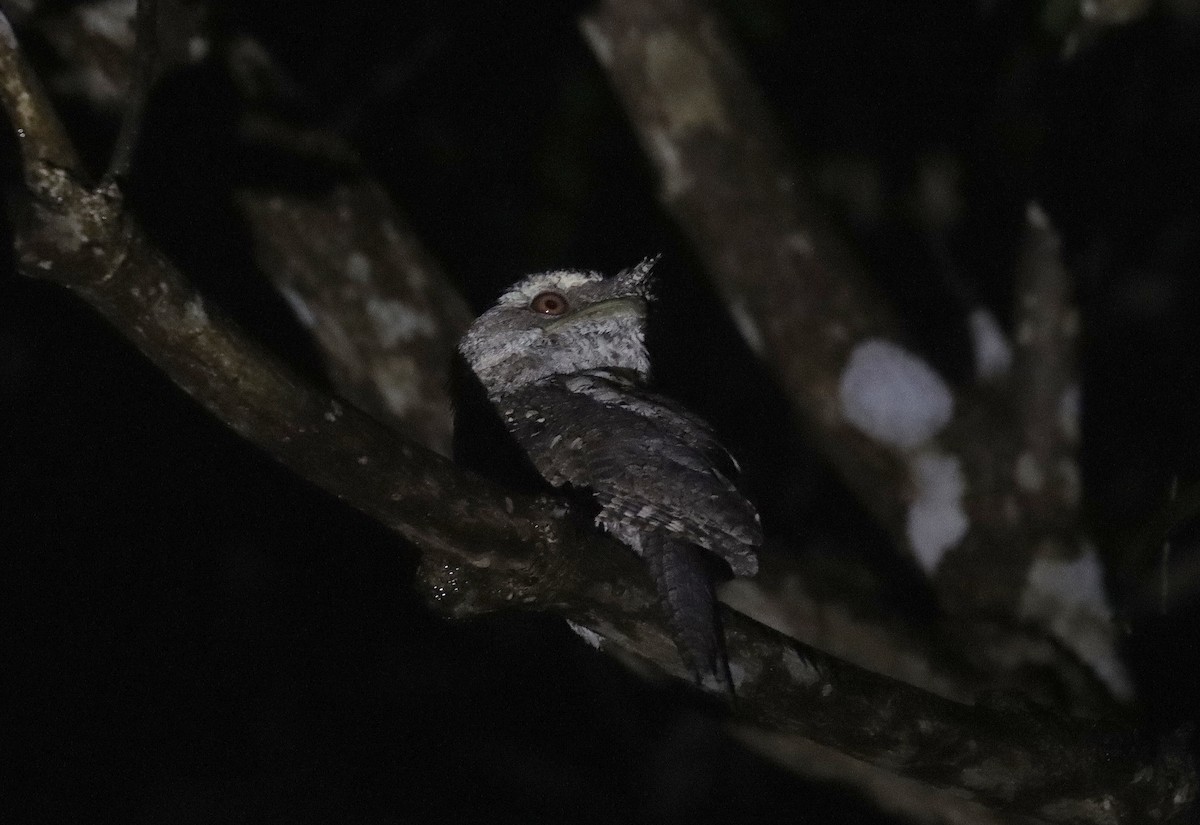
5 1 1200 821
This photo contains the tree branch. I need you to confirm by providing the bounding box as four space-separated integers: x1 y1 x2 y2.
1012 202 1081 523
581 0 1129 698
225 35 471 454
102 0 158 183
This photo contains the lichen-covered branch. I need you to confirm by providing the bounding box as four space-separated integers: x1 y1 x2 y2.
1003 203 1121 694
240 183 468 450
0 9 541 586
0 13 80 173
237 171 470 455
16 0 207 115
721 550 1117 715
1012 202 1081 526
226 36 470 454
581 0 1128 698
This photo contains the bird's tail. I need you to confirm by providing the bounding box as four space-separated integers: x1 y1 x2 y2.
643 535 734 697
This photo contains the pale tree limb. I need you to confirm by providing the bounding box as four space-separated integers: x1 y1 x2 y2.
8 0 207 115
1012 202 1081 527
581 0 1129 700
224 35 471 454
721 549 1115 714
1 13 1194 823
1005 203 1123 693
236 178 469 454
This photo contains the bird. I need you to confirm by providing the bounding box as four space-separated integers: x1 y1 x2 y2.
457 256 761 694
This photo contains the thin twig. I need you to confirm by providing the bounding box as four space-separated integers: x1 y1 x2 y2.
102 0 159 183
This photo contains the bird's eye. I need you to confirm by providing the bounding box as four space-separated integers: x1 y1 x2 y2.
531 291 570 316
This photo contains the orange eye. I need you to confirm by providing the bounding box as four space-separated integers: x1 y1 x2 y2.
531 291 570 316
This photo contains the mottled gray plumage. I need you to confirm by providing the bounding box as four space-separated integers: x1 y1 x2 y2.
458 258 761 693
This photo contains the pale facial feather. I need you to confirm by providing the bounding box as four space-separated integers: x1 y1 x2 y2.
460 268 652 396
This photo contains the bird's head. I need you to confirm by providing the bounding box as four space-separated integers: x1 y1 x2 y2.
459 256 658 396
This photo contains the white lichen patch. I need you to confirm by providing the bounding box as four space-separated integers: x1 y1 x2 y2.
365 299 438 348
1015 320 1035 347
344 251 373 283
0 11 16 47
187 35 209 62
1014 451 1045 493
967 308 1013 381
839 338 954 450
279 287 317 329
1019 545 1133 699
906 450 969 573
578 17 614 67
1059 383 1081 444
644 32 728 136
42 210 88 253
79 0 136 48
728 660 748 689
315 318 361 377
648 127 692 198
728 298 766 356
781 647 820 687
372 354 421 417
181 298 208 332
785 232 814 257
824 322 849 344
1081 0 1153 25
1026 200 1051 231
405 262 428 291
566 619 603 650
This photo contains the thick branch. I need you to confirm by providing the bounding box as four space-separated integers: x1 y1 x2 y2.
224 36 470 454
581 0 1128 697
237 176 469 455
722 552 1116 715
0 13 79 173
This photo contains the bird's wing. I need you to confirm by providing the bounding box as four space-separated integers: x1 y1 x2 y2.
558 370 743 474
500 374 760 576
